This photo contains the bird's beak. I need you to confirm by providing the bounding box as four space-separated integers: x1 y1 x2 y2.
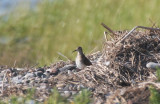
72 49 77 53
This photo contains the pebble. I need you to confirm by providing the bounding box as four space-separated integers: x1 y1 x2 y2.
105 61 110 66
44 72 50 78
24 73 35 79
63 91 72 98
59 65 76 72
77 85 81 91
12 75 24 84
40 84 47 89
71 91 77 95
72 85 77 91
35 71 44 78
146 62 160 70
68 84 74 90
26 80 30 83
16 68 25 71
63 85 70 91
37 67 45 73
0 64 88 102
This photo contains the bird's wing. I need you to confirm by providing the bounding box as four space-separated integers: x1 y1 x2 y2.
83 56 92 65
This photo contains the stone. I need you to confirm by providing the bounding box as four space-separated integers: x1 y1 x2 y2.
24 73 35 79
37 67 45 73
146 62 160 70
63 91 72 98
46 68 59 76
59 65 76 72
35 71 44 78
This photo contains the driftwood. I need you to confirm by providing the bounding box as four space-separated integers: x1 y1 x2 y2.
117 26 160 43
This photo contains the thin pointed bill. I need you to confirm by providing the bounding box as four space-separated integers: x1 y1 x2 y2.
72 49 77 53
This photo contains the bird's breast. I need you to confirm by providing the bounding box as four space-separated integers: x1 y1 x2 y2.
76 53 86 69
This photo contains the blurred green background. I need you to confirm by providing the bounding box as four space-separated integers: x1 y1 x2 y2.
0 0 160 67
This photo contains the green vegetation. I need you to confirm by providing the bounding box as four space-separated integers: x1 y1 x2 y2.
156 68 160 81
74 89 91 104
149 86 160 104
0 0 160 66
0 88 38 104
149 68 160 104
44 88 68 104
0 88 91 104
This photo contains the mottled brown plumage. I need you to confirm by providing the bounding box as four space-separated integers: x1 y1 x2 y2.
73 47 92 69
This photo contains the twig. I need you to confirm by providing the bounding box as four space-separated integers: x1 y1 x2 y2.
101 23 116 35
104 31 114 41
139 81 160 89
30 63 39 69
117 26 160 44
57 52 70 61
149 19 157 28
13 60 17 68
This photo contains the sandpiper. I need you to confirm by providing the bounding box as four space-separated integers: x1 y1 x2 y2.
73 46 92 69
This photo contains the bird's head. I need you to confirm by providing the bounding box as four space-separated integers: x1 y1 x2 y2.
73 46 83 53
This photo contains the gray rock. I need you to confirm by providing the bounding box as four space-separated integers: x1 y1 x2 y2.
12 75 23 84
37 67 45 73
24 73 35 79
16 68 25 71
146 62 160 70
72 85 77 91
63 85 70 91
77 85 82 91
68 84 74 90
35 71 44 78
59 65 76 72
40 84 47 89
44 71 50 78
42 78 48 83
71 91 77 95
46 68 59 76
63 91 72 98
105 61 110 66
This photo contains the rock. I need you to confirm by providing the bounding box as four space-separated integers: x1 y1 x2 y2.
26 80 30 83
63 91 72 98
9 68 17 73
63 85 70 91
16 68 25 71
40 84 47 89
77 85 84 91
88 87 95 92
12 75 23 84
37 67 45 73
46 68 59 76
44 71 50 78
59 65 76 72
71 91 77 95
68 84 74 90
146 62 160 70
56 83 65 88
24 73 35 79
42 79 48 83
72 85 77 91
105 61 110 66
35 71 44 78
68 70 74 75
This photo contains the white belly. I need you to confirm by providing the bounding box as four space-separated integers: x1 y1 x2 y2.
76 54 86 69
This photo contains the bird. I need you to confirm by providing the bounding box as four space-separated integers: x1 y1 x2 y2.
73 46 92 69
